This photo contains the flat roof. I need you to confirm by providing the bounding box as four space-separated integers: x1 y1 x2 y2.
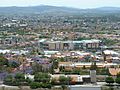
44 50 59 55
103 50 119 55
43 39 101 44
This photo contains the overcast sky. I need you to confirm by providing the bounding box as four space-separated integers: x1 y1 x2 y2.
0 0 120 8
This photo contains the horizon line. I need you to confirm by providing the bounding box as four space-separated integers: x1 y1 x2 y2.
0 4 120 9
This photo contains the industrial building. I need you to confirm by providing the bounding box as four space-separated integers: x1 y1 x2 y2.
39 39 102 50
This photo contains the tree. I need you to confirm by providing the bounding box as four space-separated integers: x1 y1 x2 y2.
30 72 52 89
49 64 54 74
73 69 80 75
52 60 58 69
9 61 20 68
117 72 120 78
51 78 57 85
32 62 43 74
6 67 13 73
105 77 114 85
4 75 13 85
17 55 26 64
0 56 8 66
99 68 110 75
61 85 67 90
82 65 86 69
4 73 26 86
59 66 65 72
26 77 32 84
90 62 97 70
30 82 41 89
42 83 52 88
58 58 64 62
34 72 51 83
15 73 25 82
84 56 92 62
115 77 120 84
59 76 71 84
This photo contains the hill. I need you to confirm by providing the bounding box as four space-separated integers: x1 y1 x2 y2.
0 5 120 15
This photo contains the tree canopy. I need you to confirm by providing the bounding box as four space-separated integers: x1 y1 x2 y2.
115 77 120 84
0 56 8 66
105 77 114 84
34 72 51 83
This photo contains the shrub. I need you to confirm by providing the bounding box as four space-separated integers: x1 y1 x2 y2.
115 77 120 84
4 75 13 85
30 82 40 89
105 77 114 84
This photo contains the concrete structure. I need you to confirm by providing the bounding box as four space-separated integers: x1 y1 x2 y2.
90 70 96 83
59 62 118 69
39 39 102 50
51 74 90 83
103 50 120 62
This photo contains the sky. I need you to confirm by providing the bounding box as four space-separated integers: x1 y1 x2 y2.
0 0 120 9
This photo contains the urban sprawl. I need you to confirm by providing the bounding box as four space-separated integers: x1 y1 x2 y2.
0 6 120 90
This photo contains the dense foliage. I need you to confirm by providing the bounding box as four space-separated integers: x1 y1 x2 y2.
105 77 114 84
4 73 26 86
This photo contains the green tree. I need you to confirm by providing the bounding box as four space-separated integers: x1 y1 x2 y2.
34 72 51 83
99 68 110 75
15 73 25 82
58 58 64 62
61 85 67 90
59 66 65 72
90 62 97 70
51 78 57 85
115 77 120 84
30 82 41 89
26 77 32 84
49 64 54 74
105 77 114 85
84 56 92 62
42 83 52 88
9 61 20 68
0 56 8 66
59 76 71 84
3 75 13 85
52 60 58 69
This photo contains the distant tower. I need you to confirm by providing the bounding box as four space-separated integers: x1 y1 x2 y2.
90 70 96 84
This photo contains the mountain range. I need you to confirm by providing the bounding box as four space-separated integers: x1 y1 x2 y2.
0 5 120 15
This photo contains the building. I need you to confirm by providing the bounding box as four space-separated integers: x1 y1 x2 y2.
58 62 118 69
51 74 90 84
39 39 102 50
90 70 96 83
109 68 120 76
103 50 120 62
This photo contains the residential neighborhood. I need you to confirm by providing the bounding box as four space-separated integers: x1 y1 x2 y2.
0 3 120 90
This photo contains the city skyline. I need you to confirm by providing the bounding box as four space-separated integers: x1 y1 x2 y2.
0 0 120 9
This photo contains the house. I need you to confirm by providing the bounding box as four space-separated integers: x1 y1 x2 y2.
109 68 120 76
51 74 90 84
103 50 120 62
